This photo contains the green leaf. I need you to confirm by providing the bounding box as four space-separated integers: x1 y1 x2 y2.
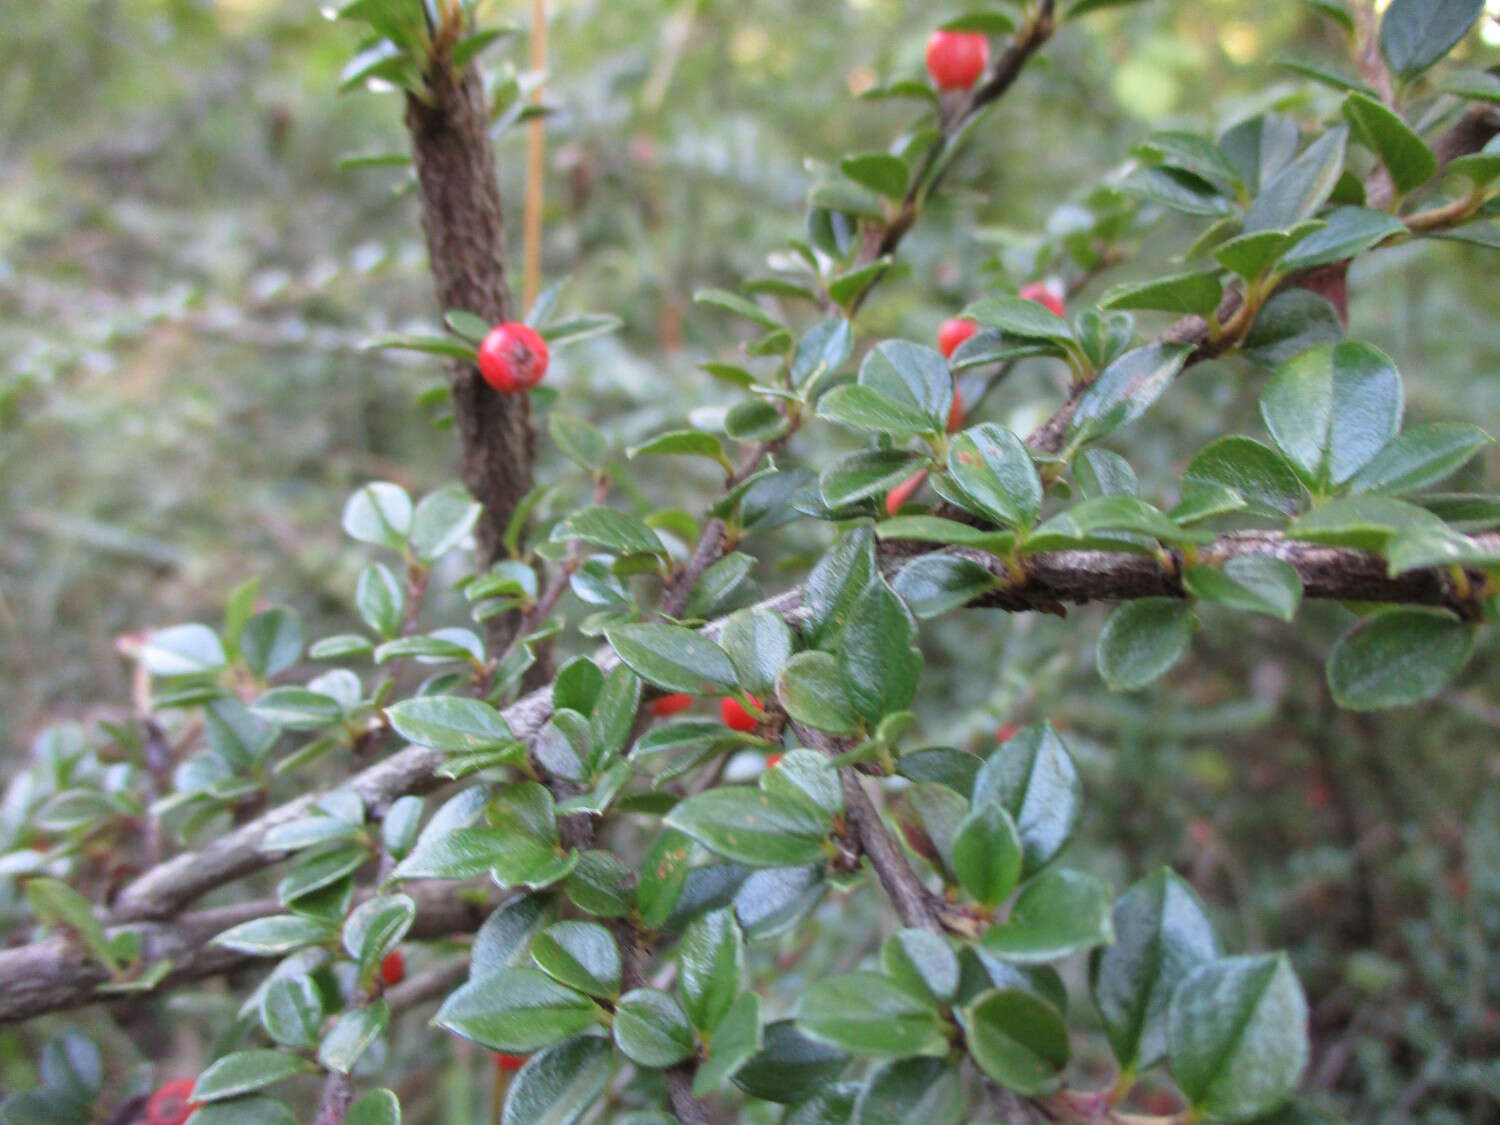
840 153 908 199
876 516 1016 553
342 482 412 550
665 787 831 867
532 921 621 999
1242 290 1345 369
678 908 745 1032
733 1020 850 1105
261 975 323 1049
1090 869 1220 1071
1100 270 1224 317
240 608 303 678
906 782 970 880
1274 53 1375 95
346 1089 401 1125
790 317 854 390
500 1035 610 1125
718 608 794 696
951 803 1024 908
857 340 954 432
726 399 790 443
1097 599 1193 691
191 1050 314 1102
539 314 623 347
588 665 641 768
1134 129 1245 190
891 556 1000 619
981 869 1115 962
776 651 860 736
880 930 960 1006
1380 0 1483 78
972 724 1081 876
1260 342 1402 490
839 578 921 724
1442 69 1500 104
410 487 480 562
25 879 119 975
183 1097 296 1125
550 507 664 558
368 333 474 361
251 687 343 730
626 430 730 470
356 563 405 638
1183 436 1306 518
1243 128 1348 234
637 830 694 930
852 1057 964 1125
1287 494 1445 550
1024 495 1208 554
605 623 739 695
391 826 512 881
761 749 843 818
817 385 936 436
471 895 554 980
435 967 600 1052
694 287 781 330
343 894 415 974
957 988 1069 1096
141 624 227 677
941 10 1017 33
1327 608 1475 710
1211 224 1323 281
318 1000 390 1074
1183 556 1303 621
1347 423 1492 496
214 914 338 956
1341 92 1436 195
614 988 696 1068
1169 954 1309 1119
276 846 367 905
803 527 877 647
961 295 1075 345
385 696 513 752
549 414 610 475
692 991 763 1095
1067 342 1194 446
946 424 1043 530
795 972 950 1057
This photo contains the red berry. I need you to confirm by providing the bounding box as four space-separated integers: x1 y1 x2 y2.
477 322 549 393
720 695 763 733
765 753 783 770
947 394 965 433
379 950 405 986
996 723 1019 744
926 30 989 91
650 693 694 717
146 1079 200 1125
884 469 930 517
937 317 978 359
493 1052 528 1073
1018 281 1065 318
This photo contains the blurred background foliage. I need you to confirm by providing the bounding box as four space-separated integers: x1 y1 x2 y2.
2 0 1499 1119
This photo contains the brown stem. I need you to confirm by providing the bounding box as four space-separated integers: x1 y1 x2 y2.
315 1072 354 1125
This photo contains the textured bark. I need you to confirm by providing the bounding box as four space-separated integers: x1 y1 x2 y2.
406 63 534 573
0 883 492 1025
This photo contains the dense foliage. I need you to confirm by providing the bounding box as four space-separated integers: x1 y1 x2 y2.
2 0 1499 1122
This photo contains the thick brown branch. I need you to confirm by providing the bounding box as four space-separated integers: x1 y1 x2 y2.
406 59 533 577
0 883 492 1025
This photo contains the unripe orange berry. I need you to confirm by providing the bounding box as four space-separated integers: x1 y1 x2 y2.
884 469 930 517
146 1079 200 1125
477 322 549 393
650 693 694 717
926 30 989 91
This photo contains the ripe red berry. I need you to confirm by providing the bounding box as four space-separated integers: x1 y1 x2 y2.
146 1079 200 1125
884 468 930 517
379 950 405 986
493 1052 528 1073
720 694 763 732
765 753 783 770
937 317 978 359
996 723 1019 744
1018 281 1065 318
477 322 549 393
650 693 694 717
926 30 989 91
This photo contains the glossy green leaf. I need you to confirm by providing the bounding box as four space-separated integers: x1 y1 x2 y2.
1341 92 1436 195
1183 436 1306 517
1068 342 1194 446
345 1089 401 1125
972 724 1081 876
1097 599 1193 691
614 988 696 1068
1380 0 1483 78
191 1050 314 1102
951 802 1024 907
961 295 1075 345
795 972 950 1057
957 988 1069 1096
692 991 763 1096
1183 556 1303 621
946 424 1043 530
838 578 920 724
852 1057 965 1125
891 555 1000 619
1327 608 1475 710
777 651 860 736
549 414 610 475
342 482 413 550
1347 423 1492 496
435 967 600 1052
1090 869 1220 1070
880 929 960 1006
532 921 620 999
260 975 323 1049
665 786 831 867
1243 128 1348 234
819 449 928 510
385 695 512 752
732 1020 850 1105
1287 495 1445 550
840 153 908 199
318 1000 390 1074
411 486 481 562
604 623 738 695
550 507 664 558
214 914 338 956
500 1035 611 1125
817 384 935 436
678 908 745 1032
981 869 1114 962
1100 270 1223 317
1241 289 1345 369
1168 954 1309 1119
